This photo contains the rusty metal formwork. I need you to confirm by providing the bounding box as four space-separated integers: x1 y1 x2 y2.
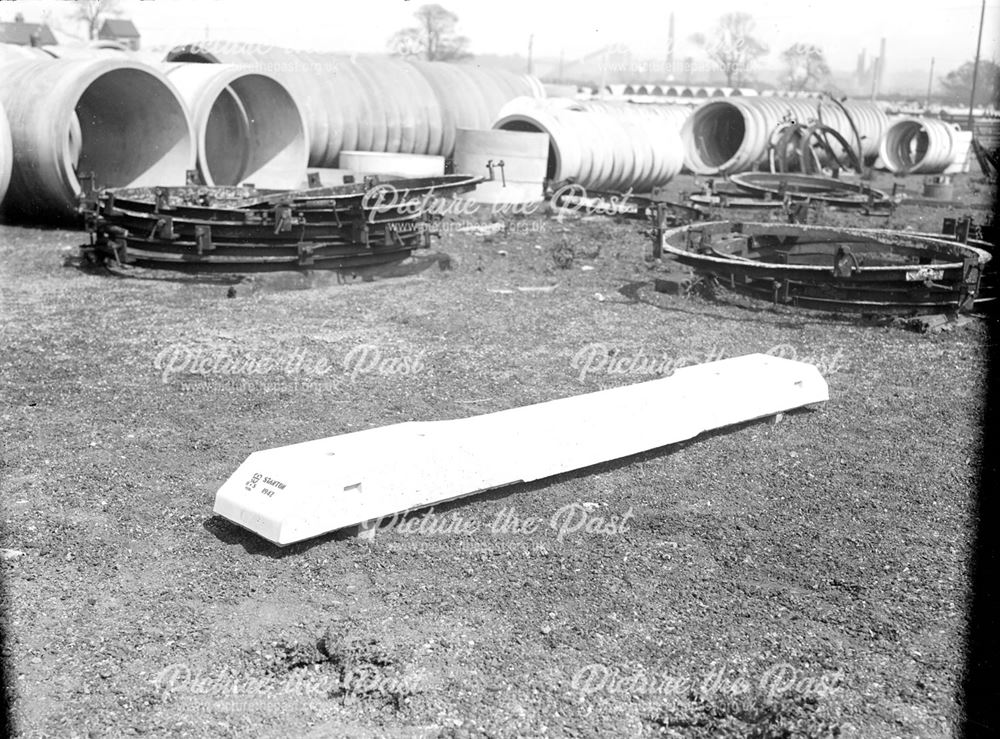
79 175 481 272
656 220 992 314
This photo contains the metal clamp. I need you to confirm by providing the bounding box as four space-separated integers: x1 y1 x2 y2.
147 216 175 242
195 225 213 254
154 187 172 213
273 203 293 234
486 159 507 187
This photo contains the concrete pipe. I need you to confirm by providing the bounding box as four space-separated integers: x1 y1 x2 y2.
167 43 333 167
338 151 445 177
494 99 685 192
164 42 543 160
493 109 583 185
0 57 195 222
878 117 962 174
453 128 549 205
345 59 388 154
161 63 308 188
0 101 11 209
382 56 434 155
0 43 50 68
682 97 887 174
408 61 459 157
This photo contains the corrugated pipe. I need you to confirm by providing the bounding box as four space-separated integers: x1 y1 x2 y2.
681 97 888 174
493 97 686 192
164 43 543 162
0 101 11 209
0 57 196 222
878 117 964 174
161 63 309 188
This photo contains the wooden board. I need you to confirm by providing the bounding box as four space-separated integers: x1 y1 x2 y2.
213 353 829 545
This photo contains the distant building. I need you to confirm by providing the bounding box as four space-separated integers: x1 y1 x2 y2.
0 15 58 47
98 18 140 51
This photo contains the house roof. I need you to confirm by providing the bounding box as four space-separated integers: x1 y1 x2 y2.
0 21 58 46
99 19 140 38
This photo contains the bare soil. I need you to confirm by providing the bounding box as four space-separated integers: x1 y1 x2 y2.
0 171 995 738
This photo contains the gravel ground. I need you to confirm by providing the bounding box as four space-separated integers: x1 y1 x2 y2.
0 171 995 738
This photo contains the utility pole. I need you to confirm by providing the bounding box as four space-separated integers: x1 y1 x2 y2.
667 12 675 80
925 57 935 109
527 34 534 75
968 0 986 129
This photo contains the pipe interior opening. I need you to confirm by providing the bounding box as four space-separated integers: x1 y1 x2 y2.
498 120 557 180
73 68 192 190
203 75 305 187
693 104 745 168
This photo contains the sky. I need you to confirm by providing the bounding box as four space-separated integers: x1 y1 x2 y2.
5 0 999 88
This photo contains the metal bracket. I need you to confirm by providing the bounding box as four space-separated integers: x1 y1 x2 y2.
297 243 315 267
195 225 213 254
148 216 175 242
486 159 507 187
832 245 860 278
186 169 204 186
77 172 100 213
154 187 172 213
273 203 293 234
102 192 117 218
307 171 322 189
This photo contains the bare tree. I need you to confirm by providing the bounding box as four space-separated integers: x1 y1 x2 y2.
70 0 124 42
691 13 768 87
781 43 831 91
940 60 1000 106
388 4 471 61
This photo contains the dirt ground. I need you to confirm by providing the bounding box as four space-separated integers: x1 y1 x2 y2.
0 171 996 738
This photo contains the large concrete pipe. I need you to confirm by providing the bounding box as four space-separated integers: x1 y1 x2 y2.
161 63 308 188
0 101 11 209
164 43 541 160
494 98 685 192
878 117 964 174
167 43 335 167
0 58 195 222
453 128 549 204
0 43 50 68
681 97 888 174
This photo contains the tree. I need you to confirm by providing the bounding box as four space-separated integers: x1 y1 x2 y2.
691 13 768 87
70 0 124 42
940 60 1000 107
388 4 471 61
781 43 831 91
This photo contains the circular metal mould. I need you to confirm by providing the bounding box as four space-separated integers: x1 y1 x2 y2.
728 172 889 207
657 219 992 313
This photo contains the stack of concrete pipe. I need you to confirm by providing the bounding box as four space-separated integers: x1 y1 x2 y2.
164 42 544 164
0 42 316 219
492 97 687 192
879 117 970 174
0 56 197 221
681 97 888 174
